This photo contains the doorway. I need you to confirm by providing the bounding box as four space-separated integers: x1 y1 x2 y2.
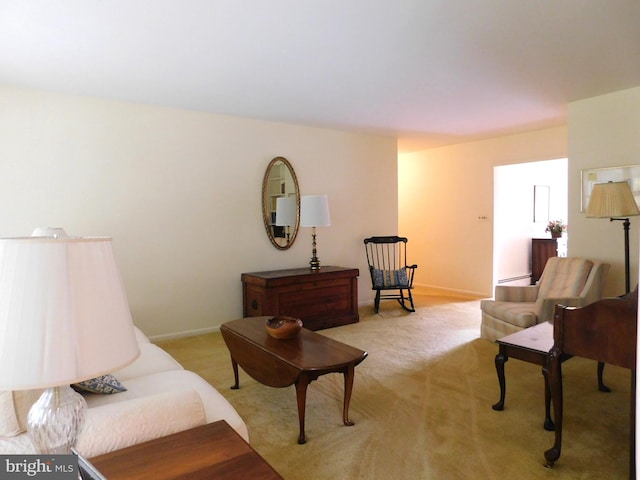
493 158 568 287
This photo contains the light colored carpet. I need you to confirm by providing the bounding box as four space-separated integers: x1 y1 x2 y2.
158 294 631 479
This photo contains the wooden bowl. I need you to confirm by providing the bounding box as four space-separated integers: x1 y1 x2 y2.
265 316 303 339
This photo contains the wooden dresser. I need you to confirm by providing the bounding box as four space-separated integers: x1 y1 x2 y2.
241 266 359 330
531 238 557 284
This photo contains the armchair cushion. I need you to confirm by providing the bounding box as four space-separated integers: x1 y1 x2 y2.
494 284 540 303
537 258 592 298
479 300 539 330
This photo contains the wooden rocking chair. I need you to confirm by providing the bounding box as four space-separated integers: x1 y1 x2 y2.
364 236 418 313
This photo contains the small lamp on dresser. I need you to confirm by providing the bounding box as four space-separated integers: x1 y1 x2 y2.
300 195 331 271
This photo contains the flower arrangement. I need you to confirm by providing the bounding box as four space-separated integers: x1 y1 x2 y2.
545 220 567 234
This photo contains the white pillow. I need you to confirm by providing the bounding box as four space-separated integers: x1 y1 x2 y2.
0 390 44 437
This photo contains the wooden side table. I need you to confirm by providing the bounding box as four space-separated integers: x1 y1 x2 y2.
241 266 359 330
89 421 283 480
492 321 605 431
492 322 559 430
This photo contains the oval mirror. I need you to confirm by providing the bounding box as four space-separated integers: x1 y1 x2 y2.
262 157 300 250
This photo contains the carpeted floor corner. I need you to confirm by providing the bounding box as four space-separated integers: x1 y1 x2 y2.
158 295 631 479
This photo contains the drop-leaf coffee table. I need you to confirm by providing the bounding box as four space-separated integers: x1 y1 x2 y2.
220 316 368 444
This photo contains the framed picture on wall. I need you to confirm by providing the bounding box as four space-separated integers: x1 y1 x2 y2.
533 185 550 222
581 164 640 212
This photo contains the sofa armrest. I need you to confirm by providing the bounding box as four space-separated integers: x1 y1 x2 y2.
578 261 611 305
495 284 540 302
133 326 151 344
537 296 584 323
75 389 206 458
112 343 183 381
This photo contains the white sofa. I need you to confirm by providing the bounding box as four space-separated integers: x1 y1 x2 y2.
0 327 248 456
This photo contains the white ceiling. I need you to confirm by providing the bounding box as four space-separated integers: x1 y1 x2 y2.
1 1 639 152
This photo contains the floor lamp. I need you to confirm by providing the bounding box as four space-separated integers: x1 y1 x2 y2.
586 181 640 294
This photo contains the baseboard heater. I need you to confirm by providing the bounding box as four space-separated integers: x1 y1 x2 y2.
497 274 531 284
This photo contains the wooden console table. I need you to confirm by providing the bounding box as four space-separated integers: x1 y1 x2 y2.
89 421 283 480
241 266 359 330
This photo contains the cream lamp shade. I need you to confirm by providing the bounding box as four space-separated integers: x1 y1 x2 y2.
300 195 331 227
585 181 640 218
275 196 297 226
0 231 140 454
0 235 140 389
585 181 640 294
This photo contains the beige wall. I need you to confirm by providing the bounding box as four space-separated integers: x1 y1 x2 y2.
398 126 568 297
567 86 640 297
3 84 637 336
0 86 398 339
399 86 640 299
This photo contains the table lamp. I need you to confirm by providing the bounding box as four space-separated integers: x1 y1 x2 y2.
300 195 331 271
586 180 640 293
0 229 140 453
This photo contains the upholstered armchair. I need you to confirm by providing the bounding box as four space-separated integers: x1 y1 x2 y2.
480 257 610 341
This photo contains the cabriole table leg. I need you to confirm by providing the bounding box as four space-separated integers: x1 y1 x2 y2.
492 347 507 411
342 364 356 426
295 376 311 444
230 357 240 390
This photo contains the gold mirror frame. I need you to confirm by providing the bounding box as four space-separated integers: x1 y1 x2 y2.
262 157 300 250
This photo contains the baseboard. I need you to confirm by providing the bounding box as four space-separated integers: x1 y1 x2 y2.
151 287 485 340
147 325 221 343
357 284 487 305
412 283 487 300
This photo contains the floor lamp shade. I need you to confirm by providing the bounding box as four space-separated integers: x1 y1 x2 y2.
585 181 640 218
0 236 140 390
585 181 640 294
